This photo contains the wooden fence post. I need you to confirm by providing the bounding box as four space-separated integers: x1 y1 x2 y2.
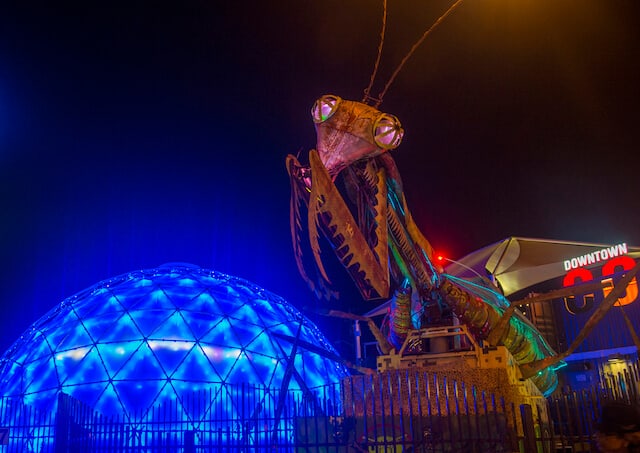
520 404 538 453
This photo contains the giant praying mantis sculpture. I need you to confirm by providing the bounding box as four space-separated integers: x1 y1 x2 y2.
286 95 561 395
284 0 564 396
285 0 640 398
286 0 557 393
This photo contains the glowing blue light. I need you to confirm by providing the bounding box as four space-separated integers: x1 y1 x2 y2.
0 265 349 419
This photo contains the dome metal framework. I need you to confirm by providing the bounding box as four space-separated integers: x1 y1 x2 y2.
0 265 349 420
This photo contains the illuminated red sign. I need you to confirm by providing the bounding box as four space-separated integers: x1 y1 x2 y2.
562 255 638 314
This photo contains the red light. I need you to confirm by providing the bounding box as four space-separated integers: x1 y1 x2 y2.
436 254 445 262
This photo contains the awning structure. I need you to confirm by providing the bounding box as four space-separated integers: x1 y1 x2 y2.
362 237 640 317
445 237 640 297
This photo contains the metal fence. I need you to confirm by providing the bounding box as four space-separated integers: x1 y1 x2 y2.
1 364 639 453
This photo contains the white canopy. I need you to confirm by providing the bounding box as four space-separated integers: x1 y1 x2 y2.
446 237 640 297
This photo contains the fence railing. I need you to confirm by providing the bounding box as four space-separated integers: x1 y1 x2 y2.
1 364 639 453
0 395 56 453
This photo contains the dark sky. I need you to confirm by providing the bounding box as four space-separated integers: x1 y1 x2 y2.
1 1 639 354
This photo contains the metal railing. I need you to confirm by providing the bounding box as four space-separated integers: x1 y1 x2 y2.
1 364 639 452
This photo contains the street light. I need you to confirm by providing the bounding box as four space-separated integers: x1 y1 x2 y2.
436 254 500 291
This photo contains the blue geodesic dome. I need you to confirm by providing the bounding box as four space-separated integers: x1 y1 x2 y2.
0 264 349 417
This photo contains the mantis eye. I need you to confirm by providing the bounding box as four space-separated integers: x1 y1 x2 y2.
373 113 404 149
311 95 342 123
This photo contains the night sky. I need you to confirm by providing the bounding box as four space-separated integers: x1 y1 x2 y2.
1 1 639 355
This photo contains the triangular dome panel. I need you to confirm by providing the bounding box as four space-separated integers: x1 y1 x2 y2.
112 341 167 381
179 310 218 341
127 309 174 338
91 312 144 343
148 339 195 377
199 317 239 347
171 345 223 382
95 341 141 378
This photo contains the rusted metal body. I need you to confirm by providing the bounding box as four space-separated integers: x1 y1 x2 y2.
287 95 561 395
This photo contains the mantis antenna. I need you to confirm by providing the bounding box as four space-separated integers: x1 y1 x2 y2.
364 0 466 108
362 0 388 106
